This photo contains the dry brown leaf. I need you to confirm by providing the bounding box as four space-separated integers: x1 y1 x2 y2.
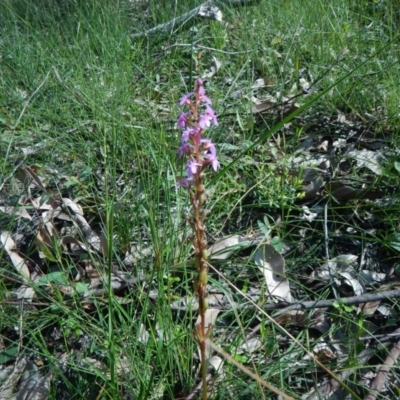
310 254 358 282
16 164 47 191
60 235 93 254
0 358 27 399
62 198 107 255
202 55 222 79
14 285 35 301
254 244 292 302
14 359 50 400
208 356 225 398
198 4 222 21
35 226 58 255
238 337 262 354
348 148 384 175
0 206 32 220
339 271 365 296
325 181 383 203
251 101 274 114
208 235 254 260
0 231 30 279
196 308 221 360
358 301 381 316
62 197 84 215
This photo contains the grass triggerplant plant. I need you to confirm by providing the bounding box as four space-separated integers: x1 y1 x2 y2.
177 79 219 399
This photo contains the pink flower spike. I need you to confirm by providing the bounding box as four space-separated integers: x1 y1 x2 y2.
179 92 194 106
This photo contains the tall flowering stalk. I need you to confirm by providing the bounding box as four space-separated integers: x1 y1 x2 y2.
177 79 219 399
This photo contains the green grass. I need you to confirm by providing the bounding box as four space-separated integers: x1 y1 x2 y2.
1 0 400 399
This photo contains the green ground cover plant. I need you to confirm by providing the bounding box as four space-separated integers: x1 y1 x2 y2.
1 0 400 399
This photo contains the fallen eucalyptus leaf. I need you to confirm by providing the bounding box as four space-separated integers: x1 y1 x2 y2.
0 231 30 279
348 149 384 175
339 271 365 296
208 235 255 260
254 244 292 302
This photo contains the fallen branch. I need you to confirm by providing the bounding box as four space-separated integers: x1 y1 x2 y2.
131 0 260 38
270 289 400 317
169 289 400 315
131 1 216 38
364 328 400 400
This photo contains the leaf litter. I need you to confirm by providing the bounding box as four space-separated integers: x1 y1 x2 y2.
2 104 400 399
2 4 400 399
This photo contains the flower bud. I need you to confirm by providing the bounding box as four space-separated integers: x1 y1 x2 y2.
193 275 199 292
198 269 208 286
202 295 209 311
199 192 206 206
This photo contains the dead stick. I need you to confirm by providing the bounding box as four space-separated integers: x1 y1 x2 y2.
170 289 400 314
364 328 400 400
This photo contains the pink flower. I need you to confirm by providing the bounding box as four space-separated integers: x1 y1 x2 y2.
177 160 200 189
197 84 212 105
177 178 191 189
205 105 218 126
179 92 194 106
198 105 218 129
209 155 220 171
178 143 191 158
187 160 202 176
201 139 220 171
181 127 200 143
177 111 191 129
